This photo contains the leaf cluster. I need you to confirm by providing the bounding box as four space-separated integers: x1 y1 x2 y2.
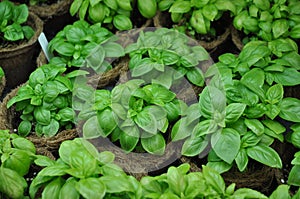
126 28 209 88
141 163 268 198
0 130 36 198
70 0 134 30
0 0 34 42
7 64 78 137
80 79 187 155
157 0 237 35
29 138 142 199
233 0 300 41
172 84 283 173
48 20 124 73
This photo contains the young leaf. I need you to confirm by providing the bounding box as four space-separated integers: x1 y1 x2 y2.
235 149 249 172
169 1 191 13
42 177 65 199
211 128 241 164
120 132 139 152
141 133 166 155
279 98 300 122
269 185 291 199
0 167 27 199
246 145 282 168
59 178 80 199
75 178 106 199
266 84 283 104
225 103 246 123
83 116 104 139
181 136 209 157
202 165 225 195
244 119 264 136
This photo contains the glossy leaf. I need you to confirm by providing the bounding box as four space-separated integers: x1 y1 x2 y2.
247 145 282 168
279 98 300 122
211 128 240 164
141 133 166 155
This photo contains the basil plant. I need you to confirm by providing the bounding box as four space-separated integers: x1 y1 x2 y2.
0 0 35 42
7 64 80 137
126 28 209 88
141 163 267 198
30 138 142 198
157 0 237 35
233 0 300 41
70 0 133 30
172 84 283 173
48 20 124 73
0 130 36 198
269 185 300 199
79 79 187 155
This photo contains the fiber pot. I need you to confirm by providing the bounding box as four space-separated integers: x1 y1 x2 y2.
0 12 43 89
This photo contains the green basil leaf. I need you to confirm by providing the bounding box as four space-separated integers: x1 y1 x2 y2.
240 68 265 100
79 0 89 19
97 108 117 136
181 136 209 157
134 110 157 135
83 116 105 139
202 4 218 21
131 58 154 77
253 0 270 10
169 1 191 13
3 150 31 176
279 98 300 122
119 132 139 152
244 118 264 136
186 67 205 87
58 107 75 122
42 177 65 199
54 42 75 57
171 117 196 141
290 24 300 39
17 120 32 137
225 103 246 123
269 185 291 199
235 149 249 172
4 23 24 41
241 132 261 148
291 131 300 148
199 86 226 119
166 166 186 196
262 120 285 135
34 155 55 167
265 104 280 120
100 175 132 193
273 68 300 86
59 178 80 199
141 133 166 155
158 0 174 11
211 128 240 164
288 165 300 186
42 119 60 137
22 25 34 40
192 119 218 137
281 52 300 70
239 42 270 66
266 84 283 104
103 42 125 57
113 14 133 30
0 167 27 199
206 161 232 174
215 0 236 14
70 0 83 16
190 10 207 34
272 19 289 39
12 137 36 153
86 45 105 72
233 188 268 198
247 145 282 168
202 165 225 195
